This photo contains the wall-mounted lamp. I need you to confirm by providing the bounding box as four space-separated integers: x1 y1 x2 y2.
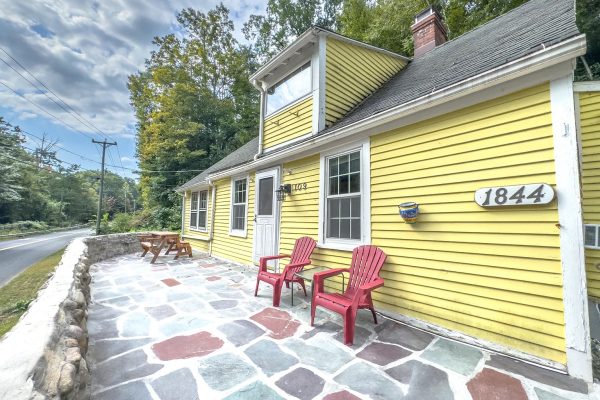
398 202 419 224
276 184 292 201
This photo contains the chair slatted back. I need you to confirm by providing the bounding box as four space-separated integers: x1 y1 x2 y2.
284 237 317 279
346 245 387 294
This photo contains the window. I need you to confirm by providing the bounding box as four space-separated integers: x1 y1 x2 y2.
190 192 198 229
231 177 248 234
198 191 208 230
319 141 370 250
266 63 311 115
326 151 362 240
586 224 600 249
189 190 208 230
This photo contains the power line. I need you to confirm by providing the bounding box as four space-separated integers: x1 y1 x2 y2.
19 128 205 173
0 79 96 140
0 46 128 173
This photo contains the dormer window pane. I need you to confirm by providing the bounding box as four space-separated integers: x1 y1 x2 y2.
266 63 311 115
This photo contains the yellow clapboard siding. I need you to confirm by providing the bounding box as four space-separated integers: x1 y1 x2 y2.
277 83 565 363
210 176 255 265
263 97 313 150
185 237 209 252
580 91 600 299
182 189 211 242
325 38 406 126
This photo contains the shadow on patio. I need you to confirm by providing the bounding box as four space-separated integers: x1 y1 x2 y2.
87 253 588 400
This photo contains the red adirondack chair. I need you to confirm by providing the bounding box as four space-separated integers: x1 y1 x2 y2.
254 236 317 307
311 245 387 345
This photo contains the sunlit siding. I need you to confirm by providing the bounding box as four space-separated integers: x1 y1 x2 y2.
263 97 313 151
210 176 255 265
324 38 406 127
182 189 210 252
580 91 600 299
280 155 352 291
282 84 565 364
371 84 564 364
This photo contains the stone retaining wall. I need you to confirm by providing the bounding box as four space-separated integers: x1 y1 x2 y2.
0 233 141 400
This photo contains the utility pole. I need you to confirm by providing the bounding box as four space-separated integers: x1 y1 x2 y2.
92 139 117 235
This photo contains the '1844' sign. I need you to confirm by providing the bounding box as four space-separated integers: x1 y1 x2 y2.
475 184 555 207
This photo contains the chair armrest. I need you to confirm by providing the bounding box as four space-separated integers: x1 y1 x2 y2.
313 268 349 296
259 254 291 271
282 260 311 279
359 278 384 292
313 268 348 280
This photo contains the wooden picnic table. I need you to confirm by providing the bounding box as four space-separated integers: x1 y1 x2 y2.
139 231 180 263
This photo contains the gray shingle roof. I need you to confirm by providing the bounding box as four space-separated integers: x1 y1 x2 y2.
177 137 258 191
319 0 580 134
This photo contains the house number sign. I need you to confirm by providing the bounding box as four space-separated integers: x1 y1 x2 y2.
475 183 554 207
292 183 308 191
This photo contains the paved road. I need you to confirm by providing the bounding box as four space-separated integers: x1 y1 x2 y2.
0 228 92 288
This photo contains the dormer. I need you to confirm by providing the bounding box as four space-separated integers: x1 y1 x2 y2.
251 27 409 154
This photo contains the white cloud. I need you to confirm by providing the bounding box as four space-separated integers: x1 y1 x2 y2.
0 0 267 139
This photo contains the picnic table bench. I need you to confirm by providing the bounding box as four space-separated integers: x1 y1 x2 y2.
139 232 192 263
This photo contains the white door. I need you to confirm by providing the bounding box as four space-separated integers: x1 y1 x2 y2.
253 168 280 265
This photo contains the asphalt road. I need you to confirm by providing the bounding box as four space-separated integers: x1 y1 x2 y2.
0 228 92 288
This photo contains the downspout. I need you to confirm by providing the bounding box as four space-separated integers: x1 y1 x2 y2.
180 192 185 237
252 79 266 160
208 179 217 255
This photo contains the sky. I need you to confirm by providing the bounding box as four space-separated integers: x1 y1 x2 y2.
0 0 266 178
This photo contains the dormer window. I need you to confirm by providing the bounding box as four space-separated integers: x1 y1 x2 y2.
266 62 311 115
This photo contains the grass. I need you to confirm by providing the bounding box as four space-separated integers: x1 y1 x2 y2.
0 248 66 337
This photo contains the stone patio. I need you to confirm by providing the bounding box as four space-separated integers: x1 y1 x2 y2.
87 252 590 400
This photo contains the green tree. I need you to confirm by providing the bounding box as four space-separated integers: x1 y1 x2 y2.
0 118 27 203
243 0 343 63
575 0 600 80
129 4 258 228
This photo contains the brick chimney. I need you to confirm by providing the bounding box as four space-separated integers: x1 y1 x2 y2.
411 7 447 58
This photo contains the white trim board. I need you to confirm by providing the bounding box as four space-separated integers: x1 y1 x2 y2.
573 81 600 92
550 74 592 382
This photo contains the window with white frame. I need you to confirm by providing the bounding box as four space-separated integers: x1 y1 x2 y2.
189 190 208 230
190 192 199 229
198 190 208 230
266 62 311 115
326 150 362 241
231 178 247 233
586 224 600 249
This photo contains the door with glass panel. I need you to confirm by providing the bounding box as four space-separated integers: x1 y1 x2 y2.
253 168 280 265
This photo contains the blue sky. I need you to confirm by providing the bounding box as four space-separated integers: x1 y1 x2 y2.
0 0 266 178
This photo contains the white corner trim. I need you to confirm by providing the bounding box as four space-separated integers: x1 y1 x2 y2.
180 193 185 236
229 175 249 238
550 75 592 382
573 81 600 92
317 139 371 247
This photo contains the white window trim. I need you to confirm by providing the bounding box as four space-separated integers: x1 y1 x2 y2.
318 140 370 251
189 190 209 232
229 175 249 238
585 224 600 250
189 191 199 231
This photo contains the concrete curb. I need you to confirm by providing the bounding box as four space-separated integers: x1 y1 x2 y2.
0 233 141 400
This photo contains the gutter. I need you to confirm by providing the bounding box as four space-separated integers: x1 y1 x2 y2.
252 80 266 160
208 34 587 181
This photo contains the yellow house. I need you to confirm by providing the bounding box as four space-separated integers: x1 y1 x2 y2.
177 0 597 382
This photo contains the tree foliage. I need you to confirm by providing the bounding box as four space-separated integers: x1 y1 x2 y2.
243 0 343 64
0 117 138 228
129 4 259 228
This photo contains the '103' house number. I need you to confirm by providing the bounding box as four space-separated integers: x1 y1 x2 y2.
475 184 555 207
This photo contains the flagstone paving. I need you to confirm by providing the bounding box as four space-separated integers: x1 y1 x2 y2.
87 253 591 399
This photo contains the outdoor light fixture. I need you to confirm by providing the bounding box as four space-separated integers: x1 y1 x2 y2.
276 184 292 201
